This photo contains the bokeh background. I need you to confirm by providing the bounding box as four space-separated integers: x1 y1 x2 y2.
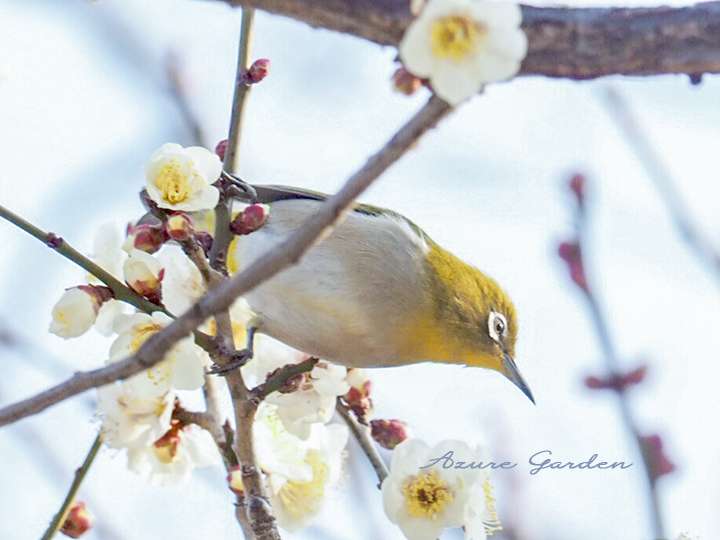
1 1 719 539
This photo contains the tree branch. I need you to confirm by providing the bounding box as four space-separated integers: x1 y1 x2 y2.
213 0 720 80
0 204 159 314
0 94 451 429
40 433 103 540
336 400 388 486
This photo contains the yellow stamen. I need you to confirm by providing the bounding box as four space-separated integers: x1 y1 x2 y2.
430 15 486 61
482 477 503 536
155 159 192 204
277 450 329 519
130 322 163 353
402 470 453 519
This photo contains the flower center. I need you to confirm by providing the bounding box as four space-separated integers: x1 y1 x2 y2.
402 470 453 519
430 15 485 61
130 322 163 353
155 160 192 204
277 450 329 519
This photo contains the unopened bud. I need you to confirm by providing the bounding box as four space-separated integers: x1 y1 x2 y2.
558 240 587 292
123 249 164 304
153 419 182 464
584 364 648 392
227 465 245 496
243 58 270 84
49 285 112 339
370 419 408 450
125 223 166 254
230 204 270 235
194 231 214 257
392 67 422 96
215 139 228 161
60 501 93 538
640 434 676 483
165 212 194 242
569 173 586 207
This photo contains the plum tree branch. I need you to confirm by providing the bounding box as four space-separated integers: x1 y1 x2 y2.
212 0 720 80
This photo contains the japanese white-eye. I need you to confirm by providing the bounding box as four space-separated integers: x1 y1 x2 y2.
229 185 534 403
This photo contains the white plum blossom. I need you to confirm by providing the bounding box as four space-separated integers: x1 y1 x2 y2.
158 246 207 316
399 0 528 105
145 143 221 212
123 248 164 301
266 361 350 439
88 223 127 335
127 423 219 485
97 384 174 449
382 439 495 540
49 286 105 339
254 403 348 531
108 312 208 397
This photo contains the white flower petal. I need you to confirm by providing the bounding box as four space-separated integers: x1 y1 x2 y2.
184 146 223 183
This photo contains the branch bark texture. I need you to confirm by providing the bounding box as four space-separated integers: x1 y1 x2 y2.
215 0 720 79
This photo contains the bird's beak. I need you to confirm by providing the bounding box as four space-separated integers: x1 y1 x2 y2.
502 352 535 404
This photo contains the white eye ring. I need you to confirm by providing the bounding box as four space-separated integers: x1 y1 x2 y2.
488 311 507 342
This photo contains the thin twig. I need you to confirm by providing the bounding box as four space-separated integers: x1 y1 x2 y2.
0 94 451 428
40 433 103 540
336 400 388 485
0 204 159 313
575 205 666 539
602 88 720 286
250 357 318 400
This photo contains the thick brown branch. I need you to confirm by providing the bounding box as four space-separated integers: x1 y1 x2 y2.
0 94 450 428
215 0 720 79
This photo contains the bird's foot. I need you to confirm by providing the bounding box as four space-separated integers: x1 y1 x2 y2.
208 348 254 376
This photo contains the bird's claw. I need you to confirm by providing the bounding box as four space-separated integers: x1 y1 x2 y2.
209 349 254 376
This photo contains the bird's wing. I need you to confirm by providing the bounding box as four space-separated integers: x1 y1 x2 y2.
252 184 429 240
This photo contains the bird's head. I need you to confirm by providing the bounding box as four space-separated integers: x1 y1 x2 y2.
420 243 534 404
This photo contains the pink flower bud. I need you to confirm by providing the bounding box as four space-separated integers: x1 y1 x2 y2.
640 434 676 483
392 67 422 96
165 212 194 242
227 465 245 496
243 58 270 84
127 223 166 254
60 501 93 538
230 204 270 235
215 139 229 161
558 240 588 292
370 419 408 450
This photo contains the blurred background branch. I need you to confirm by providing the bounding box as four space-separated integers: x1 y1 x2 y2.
601 88 720 287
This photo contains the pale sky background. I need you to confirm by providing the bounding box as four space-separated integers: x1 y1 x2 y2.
1 1 719 539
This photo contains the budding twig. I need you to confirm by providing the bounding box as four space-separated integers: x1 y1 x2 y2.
336 399 389 485
0 204 158 314
40 433 103 540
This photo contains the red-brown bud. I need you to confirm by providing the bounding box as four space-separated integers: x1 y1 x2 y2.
127 223 167 254
243 58 270 84
194 231 214 257
558 240 588 292
215 139 228 161
392 67 422 96
569 173 586 207
165 212 194 242
584 364 648 392
640 434 676 483
230 204 270 235
370 419 408 450
60 501 93 538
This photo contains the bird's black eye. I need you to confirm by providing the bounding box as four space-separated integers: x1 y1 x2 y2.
488 311 507 342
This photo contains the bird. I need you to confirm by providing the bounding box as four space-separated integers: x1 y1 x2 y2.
226 184 534 404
